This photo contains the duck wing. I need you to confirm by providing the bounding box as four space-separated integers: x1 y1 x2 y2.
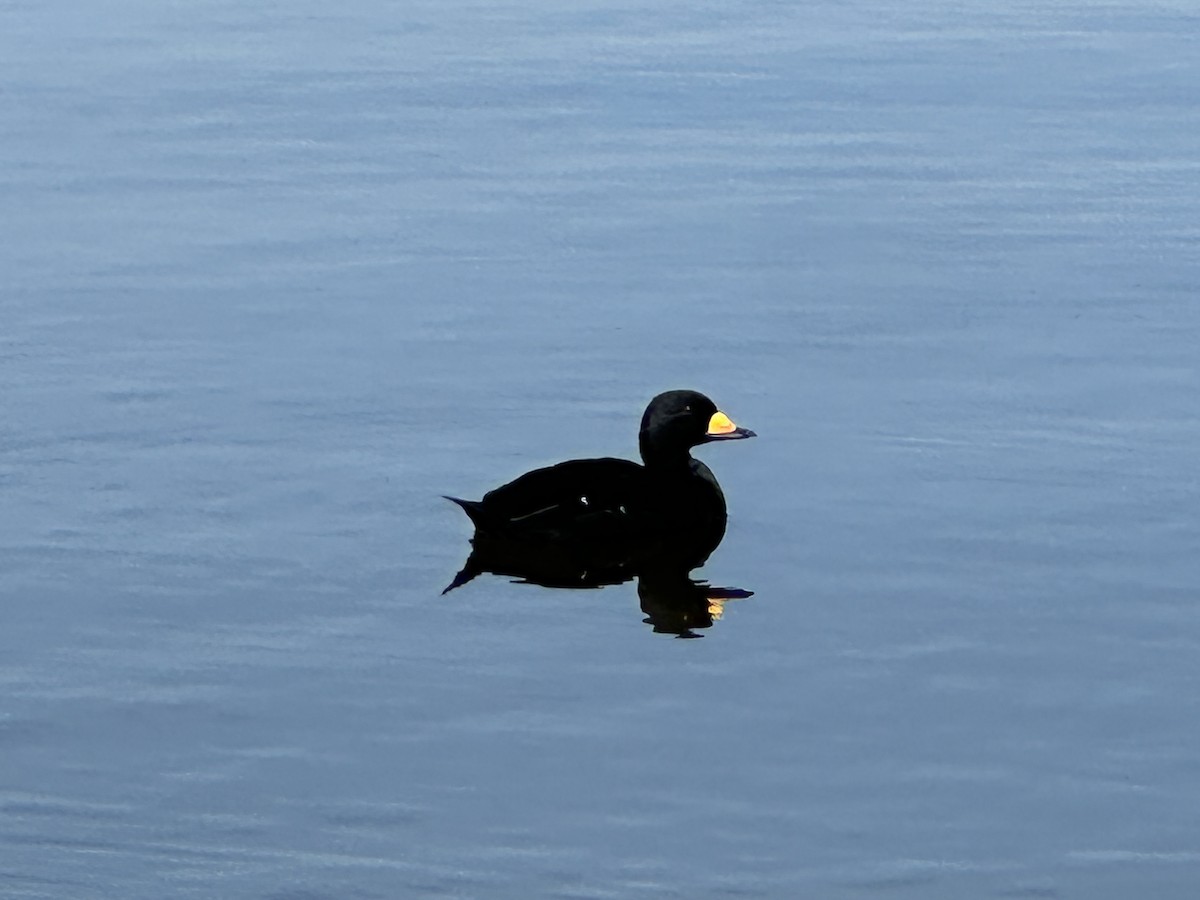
467 457 647 535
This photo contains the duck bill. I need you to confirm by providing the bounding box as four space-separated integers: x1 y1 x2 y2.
703 411 756 441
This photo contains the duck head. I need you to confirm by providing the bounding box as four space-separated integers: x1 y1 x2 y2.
638 390 755 465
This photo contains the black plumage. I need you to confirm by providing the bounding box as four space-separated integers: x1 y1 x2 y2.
444 390 754 592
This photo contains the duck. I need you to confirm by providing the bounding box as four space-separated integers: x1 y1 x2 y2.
444 390 755 572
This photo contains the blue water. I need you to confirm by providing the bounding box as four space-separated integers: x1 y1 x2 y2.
3 1 1199 897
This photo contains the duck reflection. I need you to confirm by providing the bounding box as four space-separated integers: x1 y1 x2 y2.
443 390 755 637
442 530 752 637
636 563 753 639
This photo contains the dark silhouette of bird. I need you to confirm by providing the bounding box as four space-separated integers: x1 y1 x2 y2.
444 390 755 594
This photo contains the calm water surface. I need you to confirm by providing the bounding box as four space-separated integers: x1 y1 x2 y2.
3 1 1199 897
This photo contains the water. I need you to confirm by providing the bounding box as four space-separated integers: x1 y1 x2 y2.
3 1 1199 897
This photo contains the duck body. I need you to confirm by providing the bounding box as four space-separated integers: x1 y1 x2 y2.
447 457 647 540
444 390 754 588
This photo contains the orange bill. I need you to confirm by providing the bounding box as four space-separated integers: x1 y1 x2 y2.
706 411 736 435
704 410 756 441
709 411 738 435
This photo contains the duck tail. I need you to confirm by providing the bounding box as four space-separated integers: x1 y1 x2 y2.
442 495 490 529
